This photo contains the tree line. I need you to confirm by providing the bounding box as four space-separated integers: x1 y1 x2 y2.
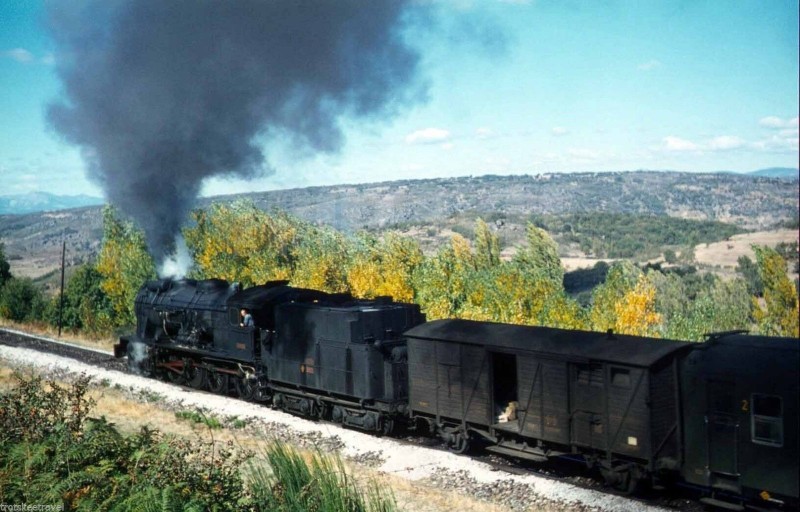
1 200 797 340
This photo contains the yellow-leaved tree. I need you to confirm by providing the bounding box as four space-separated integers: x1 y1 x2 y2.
347 232 423 302
413 234 475 319
95 206 156 326
589 261 642 333
752 245 799 337
290 224 351 292
184 201 297 286
613 274 662 337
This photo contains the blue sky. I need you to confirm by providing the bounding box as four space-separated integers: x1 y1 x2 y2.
1 0 797 198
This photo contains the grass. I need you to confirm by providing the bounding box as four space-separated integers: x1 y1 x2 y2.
175 408 224 429
0 317 116 351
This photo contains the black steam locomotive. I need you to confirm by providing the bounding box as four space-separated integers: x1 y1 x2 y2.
115 278 799 510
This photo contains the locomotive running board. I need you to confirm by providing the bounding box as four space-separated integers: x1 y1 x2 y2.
485 444 548 462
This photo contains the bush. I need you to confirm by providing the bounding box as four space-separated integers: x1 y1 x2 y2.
0 372 396 512
0 277 46 322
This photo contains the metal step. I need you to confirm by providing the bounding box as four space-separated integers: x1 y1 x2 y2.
699 497 745 511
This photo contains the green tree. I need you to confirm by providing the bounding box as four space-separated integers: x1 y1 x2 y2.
736 255 764 296
0 243 11 289
0 277 46 322
473 219 500 270
512 223 563 285
47 264 115 334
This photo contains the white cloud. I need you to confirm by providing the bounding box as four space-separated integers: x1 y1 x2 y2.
708 135 745 151
41 53 56 66
2 48 34 63
440 142 455 151
752 134 799 153
551 126 569 136
405 127 451 145
759 116 799 129
663 136 700 152
637 59 662 71
475 127 494 139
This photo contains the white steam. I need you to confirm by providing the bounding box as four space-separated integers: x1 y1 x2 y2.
159 236 193 278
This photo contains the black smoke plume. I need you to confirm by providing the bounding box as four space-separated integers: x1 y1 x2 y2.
46 0 425 266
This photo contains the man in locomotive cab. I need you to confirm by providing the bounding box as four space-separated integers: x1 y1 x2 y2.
240 308 254 328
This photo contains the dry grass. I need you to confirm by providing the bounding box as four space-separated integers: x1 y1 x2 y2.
694 229 799 279
0 319 116 351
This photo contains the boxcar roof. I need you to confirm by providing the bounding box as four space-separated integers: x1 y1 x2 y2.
404 319 692 367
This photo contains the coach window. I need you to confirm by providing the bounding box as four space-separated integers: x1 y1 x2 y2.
751 394 783 447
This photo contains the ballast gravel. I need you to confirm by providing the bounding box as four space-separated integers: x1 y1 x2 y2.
0 341 670 512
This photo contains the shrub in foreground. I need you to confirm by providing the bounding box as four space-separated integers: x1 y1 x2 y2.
0 372 395 511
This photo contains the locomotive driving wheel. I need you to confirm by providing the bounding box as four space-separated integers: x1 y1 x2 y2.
163 360 187 385
235 376 257 401
185 364 208 390
207 371 228 394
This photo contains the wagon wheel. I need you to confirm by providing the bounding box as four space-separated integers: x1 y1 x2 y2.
207 371 228 394
235 376 257 401
185 365 208 391
448 431 470 454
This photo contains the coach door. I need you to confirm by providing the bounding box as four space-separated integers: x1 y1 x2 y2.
706 379 740 477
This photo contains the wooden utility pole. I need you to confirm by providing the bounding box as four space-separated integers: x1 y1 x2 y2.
57 238 65 337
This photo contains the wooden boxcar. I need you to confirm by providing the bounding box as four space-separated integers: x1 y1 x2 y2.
404 319 693 489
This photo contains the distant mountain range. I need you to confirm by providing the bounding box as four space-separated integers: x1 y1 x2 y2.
1 169 797 282
0 167 797 216
0 192 104 215
746 167 799 179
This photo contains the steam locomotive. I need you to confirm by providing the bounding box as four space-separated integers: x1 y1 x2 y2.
115 278 799 510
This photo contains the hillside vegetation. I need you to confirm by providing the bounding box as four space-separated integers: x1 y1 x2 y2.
1 171 797 281
1 201 797 343
530 213 744 259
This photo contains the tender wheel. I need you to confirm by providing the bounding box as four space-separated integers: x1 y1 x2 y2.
185 365 208 390
235 376 257 401
379 417 395 436
207 371 228 394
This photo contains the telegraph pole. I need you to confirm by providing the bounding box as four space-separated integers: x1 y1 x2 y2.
57 237 65 337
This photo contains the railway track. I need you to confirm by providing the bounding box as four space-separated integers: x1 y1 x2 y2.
0 327 701 511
